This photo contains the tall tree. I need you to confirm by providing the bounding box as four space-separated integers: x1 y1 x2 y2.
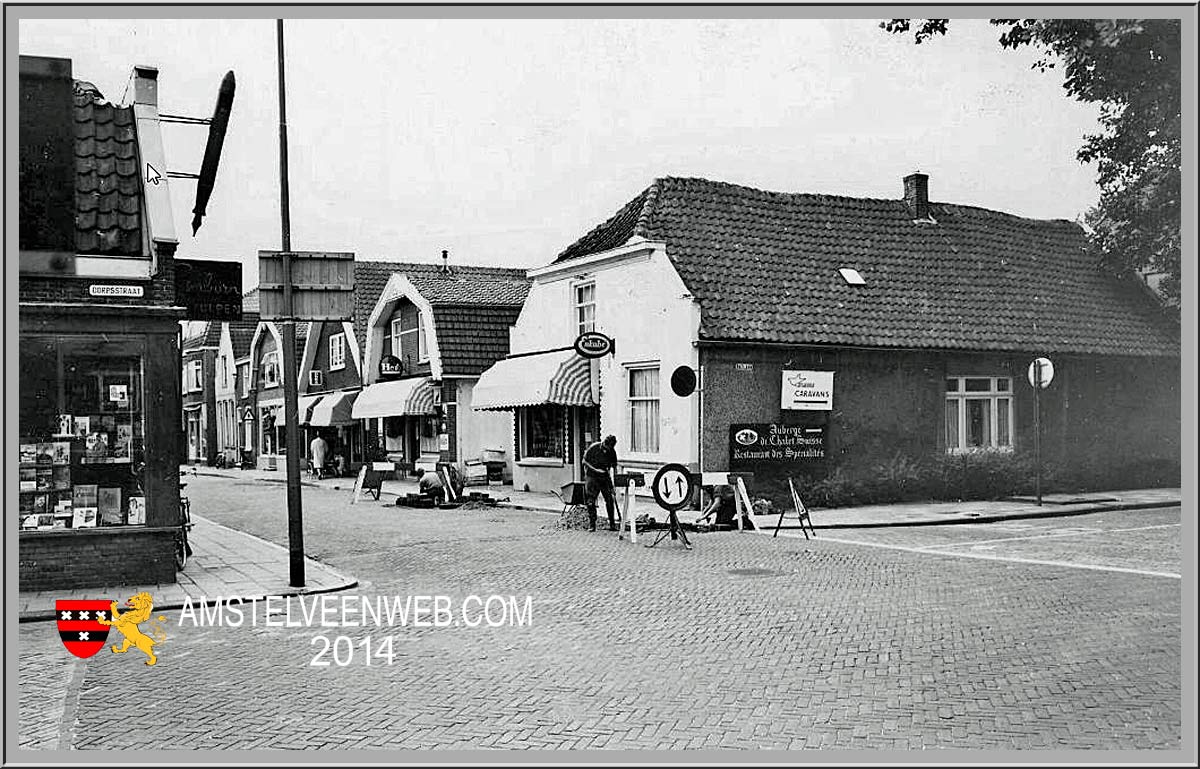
882 19 1181 311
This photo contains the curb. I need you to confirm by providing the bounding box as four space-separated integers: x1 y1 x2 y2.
770 499 1181 531
19 516 361 623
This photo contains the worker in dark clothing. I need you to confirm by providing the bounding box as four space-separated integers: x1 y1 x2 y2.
582 434 619 531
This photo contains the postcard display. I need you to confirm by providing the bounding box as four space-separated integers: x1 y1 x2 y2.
18 336 147 532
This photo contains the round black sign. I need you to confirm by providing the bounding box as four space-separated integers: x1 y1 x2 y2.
379 355 404 378
573 332 613 359
651 463 695 512
670 365 697 397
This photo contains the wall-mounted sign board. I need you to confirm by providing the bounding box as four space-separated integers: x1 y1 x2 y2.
781 370 834 411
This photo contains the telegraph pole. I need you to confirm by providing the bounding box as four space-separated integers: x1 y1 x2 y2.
277 18 305 586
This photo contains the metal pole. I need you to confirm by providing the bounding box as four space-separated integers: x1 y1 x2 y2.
278 19 305 586
1034 366 1042 507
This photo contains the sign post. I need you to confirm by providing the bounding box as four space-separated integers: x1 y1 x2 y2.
1027 357 1055 506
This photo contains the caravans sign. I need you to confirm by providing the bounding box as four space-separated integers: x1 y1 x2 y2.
781 370 834 411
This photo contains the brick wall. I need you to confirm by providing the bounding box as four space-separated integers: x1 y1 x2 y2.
20 527 177 591
19 243 177 306
700 344 1181 496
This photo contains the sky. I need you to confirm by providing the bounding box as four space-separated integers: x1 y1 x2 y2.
18 15 1105 291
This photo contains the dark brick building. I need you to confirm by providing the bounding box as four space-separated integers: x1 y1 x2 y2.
18 56 187 588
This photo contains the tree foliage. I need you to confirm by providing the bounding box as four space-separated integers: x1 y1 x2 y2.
882 19 1182 310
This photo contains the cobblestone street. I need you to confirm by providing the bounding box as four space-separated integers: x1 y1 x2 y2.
19 476 1183 752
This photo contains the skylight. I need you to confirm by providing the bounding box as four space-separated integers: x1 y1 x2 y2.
839 268 866 285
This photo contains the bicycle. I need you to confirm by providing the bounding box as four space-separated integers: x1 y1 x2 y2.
176 482 194 570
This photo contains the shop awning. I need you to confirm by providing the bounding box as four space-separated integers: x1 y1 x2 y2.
310 390 359 426
351 378 438 419
473 349 596 411
298 395 323 425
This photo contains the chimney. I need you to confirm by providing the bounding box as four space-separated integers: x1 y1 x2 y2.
903 172 929 220
441 249 451 275
129 64 158 108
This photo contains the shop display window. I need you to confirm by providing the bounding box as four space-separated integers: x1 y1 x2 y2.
19 335 147 531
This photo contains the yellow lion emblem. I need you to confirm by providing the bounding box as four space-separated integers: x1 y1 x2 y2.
95 592 168 666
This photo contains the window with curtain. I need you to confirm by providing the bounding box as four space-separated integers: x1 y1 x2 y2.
328 333 346 370
261 352 280 388
628 366 660 453
945 376 1013 452
417 313 429 362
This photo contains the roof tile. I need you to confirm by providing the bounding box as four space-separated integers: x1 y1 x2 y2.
553 176 1178 357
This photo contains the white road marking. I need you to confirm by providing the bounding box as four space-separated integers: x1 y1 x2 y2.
775 531 1182 579
924 523 1181 550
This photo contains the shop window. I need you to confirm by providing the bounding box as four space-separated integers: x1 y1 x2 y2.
574 281 596 336
19 335 148 531
519 406 565 460
418 414 439 454
945 376 1013 452
329 333 346 370
628 365 661 453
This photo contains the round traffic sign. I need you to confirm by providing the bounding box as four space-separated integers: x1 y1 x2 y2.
1027 357 1055 389
651 463 695 512
669 365 697 397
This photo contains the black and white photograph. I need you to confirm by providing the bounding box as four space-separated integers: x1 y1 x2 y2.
7 5 1195 764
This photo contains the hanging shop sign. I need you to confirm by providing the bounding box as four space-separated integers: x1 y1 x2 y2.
729 423 827 470
781 370 834 411
573 331 614 359
174 258 243 320
378 355 404 379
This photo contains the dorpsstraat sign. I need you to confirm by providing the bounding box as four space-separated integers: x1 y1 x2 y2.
781 370 834 411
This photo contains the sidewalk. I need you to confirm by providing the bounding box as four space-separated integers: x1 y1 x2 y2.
18 515 358 623
184 465 1182 528
24 468 1175 622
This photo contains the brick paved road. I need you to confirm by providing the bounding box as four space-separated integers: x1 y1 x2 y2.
18 477 1183 751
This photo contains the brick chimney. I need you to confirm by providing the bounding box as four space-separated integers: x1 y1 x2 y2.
903 172 929 220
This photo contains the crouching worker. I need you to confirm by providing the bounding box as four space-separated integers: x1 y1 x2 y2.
415 467 445 504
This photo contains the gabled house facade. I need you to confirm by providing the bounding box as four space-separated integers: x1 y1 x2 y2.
246 320 308 470
476 175 1180 502
18 56 186 589
181 321 221 465
352 262 530 478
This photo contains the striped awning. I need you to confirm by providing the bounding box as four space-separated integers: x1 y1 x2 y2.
310 390 359 426
351 378 437 419
297 395 323 425
473 349 596 411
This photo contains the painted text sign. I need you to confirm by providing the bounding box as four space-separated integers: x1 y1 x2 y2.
729 423 827 469
781 370 834 411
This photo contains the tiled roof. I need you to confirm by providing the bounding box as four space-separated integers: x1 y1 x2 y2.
73 81 142 255
228 313 260 359
432 304 526 376
553 176 1179 357
408 275 530 306
351 260 527 335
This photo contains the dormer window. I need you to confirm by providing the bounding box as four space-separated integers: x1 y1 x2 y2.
839 268 866 286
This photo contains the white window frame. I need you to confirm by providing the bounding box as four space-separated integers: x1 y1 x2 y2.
626 364 661 455
573 280 596 337
239 363 250 397
328 332 346 371
417 313 429 363
945 375 1014 453
185 359 203 392
219 355 229 389
261 351 280 389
